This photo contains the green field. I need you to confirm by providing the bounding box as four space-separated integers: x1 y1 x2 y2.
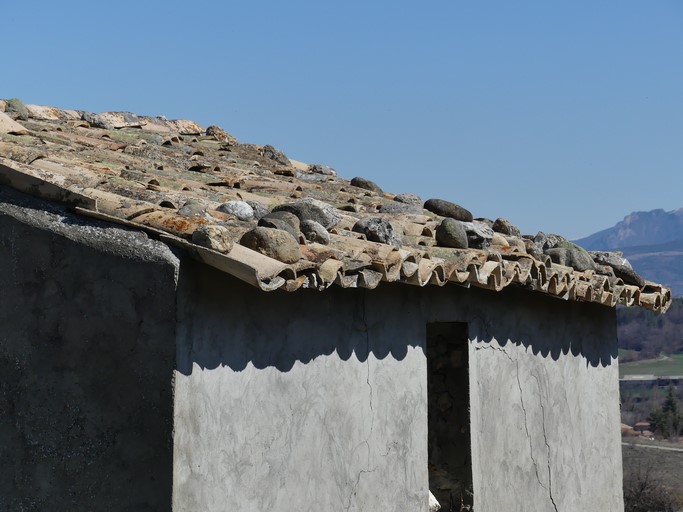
619 353 683 377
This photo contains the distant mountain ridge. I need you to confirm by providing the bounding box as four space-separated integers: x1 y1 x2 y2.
576 208 683 250
574 208 683 296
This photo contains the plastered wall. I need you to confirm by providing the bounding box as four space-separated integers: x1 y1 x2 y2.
174 261 622 512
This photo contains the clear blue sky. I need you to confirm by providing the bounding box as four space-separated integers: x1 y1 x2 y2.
3 1 682 239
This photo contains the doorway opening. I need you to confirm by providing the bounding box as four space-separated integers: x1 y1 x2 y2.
427 322 473 511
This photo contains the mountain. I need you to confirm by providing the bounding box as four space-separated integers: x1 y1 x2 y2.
575 208 683 297
576 208 683 250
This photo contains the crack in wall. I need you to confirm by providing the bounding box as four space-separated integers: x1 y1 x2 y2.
474 344 547 492
344 467 378 512
360 291 374 444
344 290 376 512
531 373 559 512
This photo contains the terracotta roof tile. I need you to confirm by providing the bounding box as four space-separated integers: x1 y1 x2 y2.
0 100 672 313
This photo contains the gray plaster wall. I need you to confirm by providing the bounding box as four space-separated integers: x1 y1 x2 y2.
471 297 622 511
173 262 623 512
425 286 624 512
0 188 179 511
173 260 428 511
0 185 623 511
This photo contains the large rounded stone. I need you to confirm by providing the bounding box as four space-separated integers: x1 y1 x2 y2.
178 199 209 218
545 248 596 272
589 251 633 270
206 125 237 144
352 217 402 247
533 232 567 253
246 200 269 220
463 222 494 249
192 225 234 253
301 220 330 245
491 232 509 246
612 264 646 287
272 198 341 229
216 200 254 221
424 199 473 222
492 217 521 237
379 202 422 215
394 193 423 206
258 211 301 239
309 164 336 176
81 112 114 130
5 98 28 121
350 176 384 195
436 218 468 249
240 227 301 263
262 144 291 166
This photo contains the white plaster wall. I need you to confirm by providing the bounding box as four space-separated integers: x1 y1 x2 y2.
173 261 428 511
469 337 622 511
173 260 623 512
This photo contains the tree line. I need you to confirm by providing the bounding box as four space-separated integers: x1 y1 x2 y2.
618 298 683 360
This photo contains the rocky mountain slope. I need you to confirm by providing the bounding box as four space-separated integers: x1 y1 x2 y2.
575 209 683 296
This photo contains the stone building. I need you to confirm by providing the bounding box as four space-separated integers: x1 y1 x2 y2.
0 100 672 511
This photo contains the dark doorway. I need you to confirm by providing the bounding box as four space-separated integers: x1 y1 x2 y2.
427 322 473 511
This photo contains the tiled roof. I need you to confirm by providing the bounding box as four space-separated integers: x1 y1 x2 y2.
0 99 672 313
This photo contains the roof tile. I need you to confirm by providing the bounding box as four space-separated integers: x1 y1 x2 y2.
0 100 672 313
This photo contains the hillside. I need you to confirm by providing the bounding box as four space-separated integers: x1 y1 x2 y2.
618 297 683 361
575 208 683 296
576 208 683 250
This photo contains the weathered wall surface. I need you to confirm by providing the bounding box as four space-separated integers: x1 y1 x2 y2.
424 286 623 512
0 188 179 511
175 263 622 512
174 260 428 511
0 185 622 511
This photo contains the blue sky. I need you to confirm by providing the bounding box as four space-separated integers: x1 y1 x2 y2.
3 1 682 238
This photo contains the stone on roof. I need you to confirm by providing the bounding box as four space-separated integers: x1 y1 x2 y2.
0 99 672 312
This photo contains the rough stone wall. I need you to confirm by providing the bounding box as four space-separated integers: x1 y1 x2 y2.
427 322 472 508
0 188 179 511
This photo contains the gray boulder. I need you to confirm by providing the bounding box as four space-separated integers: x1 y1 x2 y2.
258 211 301 239
351 176 384 195
246 200 269 220
532 232 568 253
192 225 234 253
216 200 254 221
272 198 341 229
589 251 633 270
262 144 291 166
81 112 114 130
424 199 473 222
240 227 301 263
301 220 330 245
394 193 423 206
206 125 237 144
178 199 209 218
462 221 494 249
492 217 521 237
436 218 468 249
545 248 596 272
612 264 646 287
379 202 422 215
352 217 402 247
309 164 336 176
5 98 28 120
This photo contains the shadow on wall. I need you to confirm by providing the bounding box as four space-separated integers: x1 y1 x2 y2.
452 285 619 369
176 259 617 375
0 190 178 512
176 259 426 374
